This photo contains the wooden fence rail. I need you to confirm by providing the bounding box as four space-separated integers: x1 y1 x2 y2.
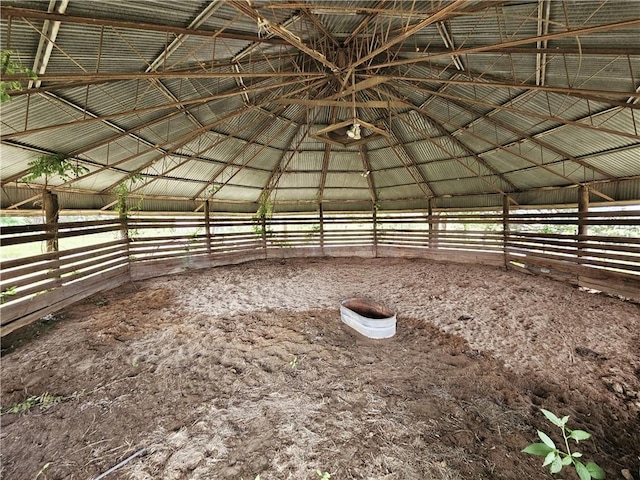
1 210 638 336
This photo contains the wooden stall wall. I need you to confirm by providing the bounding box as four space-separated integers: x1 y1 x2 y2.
1 209 638 335
0 219 130 336
505 210 640 301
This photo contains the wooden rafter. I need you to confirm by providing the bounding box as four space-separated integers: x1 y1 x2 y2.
358 145 378 206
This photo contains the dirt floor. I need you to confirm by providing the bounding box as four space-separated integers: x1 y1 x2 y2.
1 256 639 480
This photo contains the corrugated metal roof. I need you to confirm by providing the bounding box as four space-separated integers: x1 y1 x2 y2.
1 0 638 213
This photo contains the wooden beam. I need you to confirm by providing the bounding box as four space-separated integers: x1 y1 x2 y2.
272 99 407 108
3 70 326 83
359 145 377 206
503 195 510 268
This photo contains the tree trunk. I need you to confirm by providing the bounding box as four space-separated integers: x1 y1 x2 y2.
44 190 59 253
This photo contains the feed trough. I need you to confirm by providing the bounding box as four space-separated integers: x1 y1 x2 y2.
339 297 396 339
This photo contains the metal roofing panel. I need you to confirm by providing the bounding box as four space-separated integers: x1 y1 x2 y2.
421 158 481 182
136 177 204 198
214 184 261 202
504 169 571 190
276 172 321 190
371 167 418 189
541 123 638 159
153 157 220 183
1 93 80 134
274 188 319 202
584 146 640 178
434 176 504 196
327 152 363 172
366 147 404 171
288 151 323 172
324 172 369 190
322 186 370 201
378 183 426 201
481 147 546 174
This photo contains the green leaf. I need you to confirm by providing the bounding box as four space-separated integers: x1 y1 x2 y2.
543 451 556 467
550 455 563 474
538 430 556 449
586 462 605 479
561 415 570 426
569 430 591 442
522 443 554 456
561 454 573 466
572 452 583 457
574 460 591 480
541 408 563 427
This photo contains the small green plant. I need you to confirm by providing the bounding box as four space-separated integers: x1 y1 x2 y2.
316 470 331 480
0 286 17 304
289 356 298 369
522 408 605 480
1 390 83 415
1 50 37 102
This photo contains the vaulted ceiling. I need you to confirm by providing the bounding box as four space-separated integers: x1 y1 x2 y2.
1 0 639 213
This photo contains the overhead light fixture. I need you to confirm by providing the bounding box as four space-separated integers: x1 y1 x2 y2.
347 122 361 140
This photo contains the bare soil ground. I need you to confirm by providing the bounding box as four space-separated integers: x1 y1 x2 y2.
1 257 639 480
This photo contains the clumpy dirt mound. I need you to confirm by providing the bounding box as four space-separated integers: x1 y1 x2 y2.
1 257 639 479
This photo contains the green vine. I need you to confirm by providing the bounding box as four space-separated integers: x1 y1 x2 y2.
1 50 37 103
113 174 143 216
253 196 274 238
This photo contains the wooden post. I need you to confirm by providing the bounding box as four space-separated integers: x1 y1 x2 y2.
261 215 268 251
319 204 325 252
428 197 434 248
373 206 378 258
204 200 212 255
43 190 59 253
577 185 589 257
503 195 510 269
120 213 132 268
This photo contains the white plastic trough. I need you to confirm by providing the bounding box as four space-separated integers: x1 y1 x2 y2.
339 297 396 339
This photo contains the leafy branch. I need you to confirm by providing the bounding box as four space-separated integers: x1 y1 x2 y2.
522 408 605 480
1 50 37 103
22 153 89 189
